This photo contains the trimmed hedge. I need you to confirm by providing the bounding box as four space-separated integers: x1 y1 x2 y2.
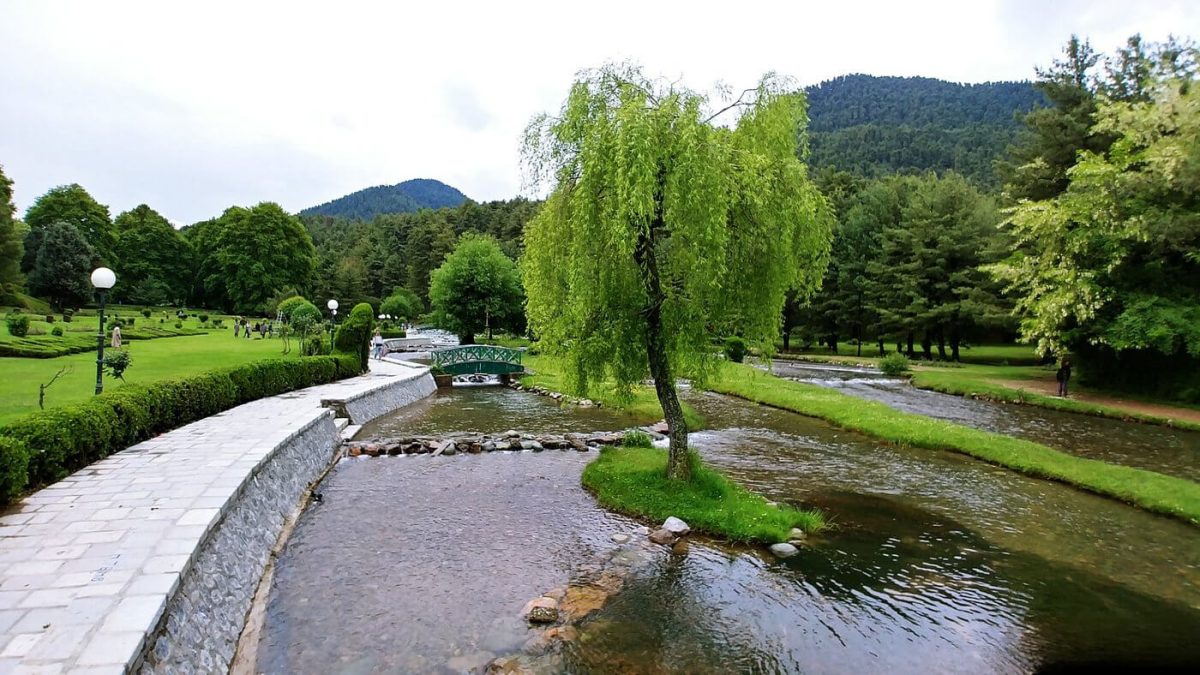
0 327 207 358
334 302 374 373
0 353 360 505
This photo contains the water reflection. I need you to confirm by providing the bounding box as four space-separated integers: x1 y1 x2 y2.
771 360 1200 482
260 388 1200 674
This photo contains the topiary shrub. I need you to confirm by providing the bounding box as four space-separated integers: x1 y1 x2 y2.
174 321 183 329
62 309 73 323
50 326 64 337
0 437 30 503
141 308 152 319
879 353 911 376
6 313 29 338
198 314 209 324
276 296 310 323
290 300 322 326
301 335 328 356
45 315 55 324
333 302 374 373
212 318 224 329
126 317 135 326
724 336 746 363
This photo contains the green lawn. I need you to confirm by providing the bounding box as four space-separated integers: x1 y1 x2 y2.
0 332 298 425
706 362 1200 526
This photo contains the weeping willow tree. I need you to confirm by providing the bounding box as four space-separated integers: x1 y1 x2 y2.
522 66 833 480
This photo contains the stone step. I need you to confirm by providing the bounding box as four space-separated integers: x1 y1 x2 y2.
341 424 362 441
333 417 350 431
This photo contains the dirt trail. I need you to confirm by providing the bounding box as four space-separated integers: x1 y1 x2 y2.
990 377 1200 425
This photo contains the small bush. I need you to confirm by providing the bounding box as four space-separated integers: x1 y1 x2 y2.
126 317 135 326
159 318 165 324
212 318 224 328
141 309 152 318
302 335 327 356
277 296 309 322
290 301 322 326
879 353 911 376
51 326 64 337
45 315 55 324
622 430 654 448
6 313 30 338
724 336 746 363
0 437 30 503
103 349 132 381
198 314 209 324
174 321 183 329
62 309 73 323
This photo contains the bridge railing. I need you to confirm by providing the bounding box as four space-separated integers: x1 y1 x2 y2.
430 345 523 369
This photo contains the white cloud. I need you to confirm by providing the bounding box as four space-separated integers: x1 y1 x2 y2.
1 0 1194 223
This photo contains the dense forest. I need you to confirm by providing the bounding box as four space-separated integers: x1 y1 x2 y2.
805 74 1044 186
298 178 467 220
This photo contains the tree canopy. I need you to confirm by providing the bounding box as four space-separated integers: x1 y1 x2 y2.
0 165 23 296
22 184 114 268
28 221 95 310
112 204 193 306
523 65 833 479
429 233 523 343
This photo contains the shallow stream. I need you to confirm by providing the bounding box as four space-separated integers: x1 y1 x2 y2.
258 386 1200 673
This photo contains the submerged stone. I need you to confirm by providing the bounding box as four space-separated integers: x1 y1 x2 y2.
769 543 799 558
662 516 690 535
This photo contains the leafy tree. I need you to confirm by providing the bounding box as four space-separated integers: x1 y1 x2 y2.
990 71 1200 392
112 204 192 305
523 66 833 480
27 221 95 310
0 165 24 295
428 234 522 344
381 288 421 322
201 203 317 313
23 184 114 269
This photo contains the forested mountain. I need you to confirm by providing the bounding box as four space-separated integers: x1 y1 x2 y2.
299 178 468 220
805 75 1045 187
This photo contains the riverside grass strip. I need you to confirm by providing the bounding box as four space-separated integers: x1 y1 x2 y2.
582 445 825 543
708 362 1200 527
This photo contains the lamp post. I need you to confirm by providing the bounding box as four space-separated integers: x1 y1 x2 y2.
327 299 339 352
90 267 116 395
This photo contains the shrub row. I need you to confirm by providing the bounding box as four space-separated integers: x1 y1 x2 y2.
0 327 208 358
0 353 361 504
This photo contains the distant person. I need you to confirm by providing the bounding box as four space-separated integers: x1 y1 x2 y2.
243 319 251 339
234 320 240 338
1055 358 1072 397
266 322 273 338
110 324 122 349
371 328 385 360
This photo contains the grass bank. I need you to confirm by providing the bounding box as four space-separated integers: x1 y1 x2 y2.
520 354 703 428
0 333 300 424
582 444 825 542
706 362 1200 527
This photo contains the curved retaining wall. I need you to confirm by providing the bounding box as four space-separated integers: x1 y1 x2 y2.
0 362 434 674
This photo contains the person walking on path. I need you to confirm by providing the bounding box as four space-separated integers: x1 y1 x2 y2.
1055 357 1072 397
371 328 386 360
110 324 122 349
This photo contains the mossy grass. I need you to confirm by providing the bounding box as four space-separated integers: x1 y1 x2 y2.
582 445 825 543
520 354 704 428
707 362 1200 527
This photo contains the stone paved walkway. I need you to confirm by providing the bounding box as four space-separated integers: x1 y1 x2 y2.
0 360 422 674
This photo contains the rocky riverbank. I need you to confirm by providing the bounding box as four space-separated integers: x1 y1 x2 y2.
343 424 670 457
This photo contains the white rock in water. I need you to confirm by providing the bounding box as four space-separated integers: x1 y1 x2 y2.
505 430 519 437
634 526 651 536
662 517 690 536
769 543 799 558
789 528 807 541
610 533 631 544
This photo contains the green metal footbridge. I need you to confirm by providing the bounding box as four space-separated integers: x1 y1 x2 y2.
430 345 524 375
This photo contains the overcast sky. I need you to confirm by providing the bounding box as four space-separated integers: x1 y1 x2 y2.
1 0 1195 225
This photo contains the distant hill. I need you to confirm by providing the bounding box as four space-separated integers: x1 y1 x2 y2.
299 178 468 220
804 74 1045 187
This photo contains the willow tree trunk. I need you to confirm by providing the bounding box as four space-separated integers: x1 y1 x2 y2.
636 216 690 482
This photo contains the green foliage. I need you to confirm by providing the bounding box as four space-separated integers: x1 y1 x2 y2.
332 302 374 372
523 65 833 395
102 349 132 381
111 204 192 306
0 354 358 503
708 362 1200 525
6 313 29 338
27 221 95 310
621 430 653 448
582 446 826 542
174 321 182 329
991 64 1200 393
276 295 308 322
429 233 523 343
50 325 63 337
0 436 30 503
22 183 114 268
0 165 24 292
191 203 317 313
198 314 209 324
380 288 421 322
723 337 747 363
289 300 322 328
141 308 152 318
299 178 466 220
0 323 205 358
879 352 910 376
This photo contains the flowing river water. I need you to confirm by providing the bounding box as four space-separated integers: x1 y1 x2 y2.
257 386 1200 674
